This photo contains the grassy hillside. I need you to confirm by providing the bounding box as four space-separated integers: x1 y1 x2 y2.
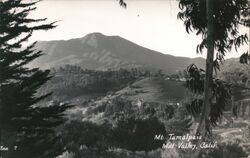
116 77 186 103
68 77 187 123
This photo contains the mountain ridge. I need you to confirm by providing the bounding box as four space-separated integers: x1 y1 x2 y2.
33 32 205 74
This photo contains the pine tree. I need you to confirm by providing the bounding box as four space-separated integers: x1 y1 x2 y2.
0 0 71 157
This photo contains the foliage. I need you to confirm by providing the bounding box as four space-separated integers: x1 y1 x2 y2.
178 0 249 134
61 120 167 158
185 64 232 131
112 116 166 152
0 0 71 157
62 95 192 156
61 120 113 158
104 96 134 117
164 105 192 136
240 51 250 64
118 0 127 8
219 62 250 86
217 60 250 114
108 99 192 150
239 0 250 63
38 65 147 101
185 64 205 94
178 0 249 68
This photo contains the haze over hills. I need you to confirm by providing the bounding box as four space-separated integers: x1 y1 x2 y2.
34 32 205 74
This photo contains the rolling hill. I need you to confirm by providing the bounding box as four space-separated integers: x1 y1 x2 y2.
33 32 205 74
68 76 187 122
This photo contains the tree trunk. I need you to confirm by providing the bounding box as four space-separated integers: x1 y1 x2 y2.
196 0 215 138
194 1 215 157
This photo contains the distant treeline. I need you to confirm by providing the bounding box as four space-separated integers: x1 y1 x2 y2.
38 65 153 100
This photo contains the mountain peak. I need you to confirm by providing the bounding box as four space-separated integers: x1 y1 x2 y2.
34 33 205 74
88 32 104 37
80 32 122 48
84 32 108 39
79 32 106 48
84 32 121 39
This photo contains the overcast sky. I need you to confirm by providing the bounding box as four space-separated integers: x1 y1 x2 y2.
30 0 249 58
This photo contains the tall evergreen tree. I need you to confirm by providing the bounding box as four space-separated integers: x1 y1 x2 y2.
0 0 71 157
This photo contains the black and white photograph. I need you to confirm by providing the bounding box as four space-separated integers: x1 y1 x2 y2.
0 0 250 157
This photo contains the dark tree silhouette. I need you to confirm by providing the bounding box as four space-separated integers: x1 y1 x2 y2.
112 116 166 157
0 0 71 157
61 120 113 158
